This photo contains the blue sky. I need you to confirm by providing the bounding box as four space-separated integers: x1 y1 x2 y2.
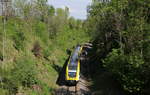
48 0 92 19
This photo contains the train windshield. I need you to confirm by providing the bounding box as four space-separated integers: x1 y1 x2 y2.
68 64 77 70
68 71 76 77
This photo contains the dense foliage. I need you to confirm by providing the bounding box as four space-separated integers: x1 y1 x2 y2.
1 0 150 94
87 0 150 94
0 0 89 94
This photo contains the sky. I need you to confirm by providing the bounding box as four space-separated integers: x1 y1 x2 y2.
48 0 92 20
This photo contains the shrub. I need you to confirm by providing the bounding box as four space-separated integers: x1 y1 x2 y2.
0 56 40 94
103 49 145 93
0 66 18 94
11 56 38 87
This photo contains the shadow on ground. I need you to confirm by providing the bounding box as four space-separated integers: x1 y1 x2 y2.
51 63 62 74
90 67 127 95
55 56 70 86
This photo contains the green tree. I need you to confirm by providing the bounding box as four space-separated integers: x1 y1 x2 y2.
87 0 150 94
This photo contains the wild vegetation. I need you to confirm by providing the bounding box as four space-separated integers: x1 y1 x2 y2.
87 0 150 94
1 0 150 95
0 0 89 95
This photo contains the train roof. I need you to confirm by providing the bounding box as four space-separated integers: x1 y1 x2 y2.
69 46 81 65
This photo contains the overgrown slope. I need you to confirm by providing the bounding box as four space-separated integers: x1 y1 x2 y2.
0 9 89 95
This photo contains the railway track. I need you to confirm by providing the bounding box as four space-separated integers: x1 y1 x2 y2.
55 83 79 95
67 85 78 95
55 78 91 95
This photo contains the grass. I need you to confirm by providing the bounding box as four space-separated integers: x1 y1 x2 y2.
0 17 90 95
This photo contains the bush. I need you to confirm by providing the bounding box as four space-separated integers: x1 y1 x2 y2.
11 56 38 87
0 66 18 94
103 49 145 93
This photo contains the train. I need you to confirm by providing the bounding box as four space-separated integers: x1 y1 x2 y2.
65 45 83 85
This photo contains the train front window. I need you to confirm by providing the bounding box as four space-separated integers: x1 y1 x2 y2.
68 65 77 70
68 72 76 77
